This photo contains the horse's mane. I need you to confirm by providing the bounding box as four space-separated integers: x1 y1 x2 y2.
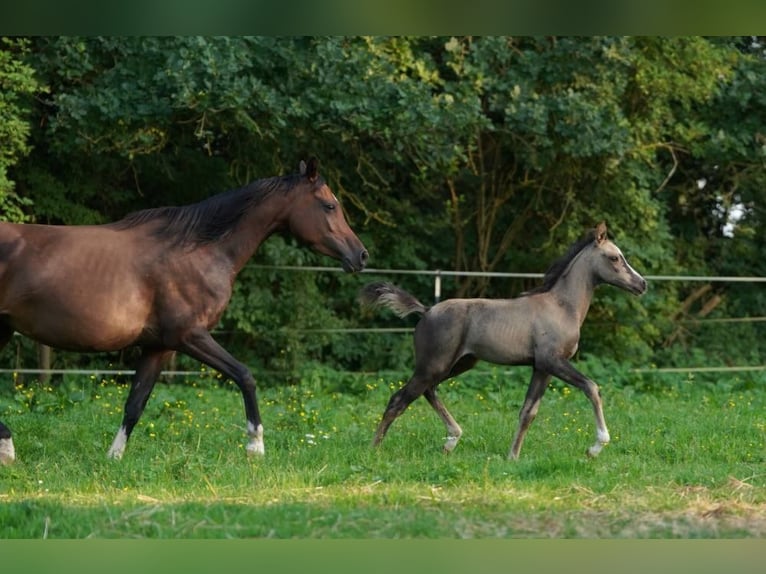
110 173 311 246
521 228 597 296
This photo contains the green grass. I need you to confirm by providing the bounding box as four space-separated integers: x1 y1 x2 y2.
1 367 764 538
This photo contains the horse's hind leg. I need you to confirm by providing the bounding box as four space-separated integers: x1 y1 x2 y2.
0 421 14 465
108 347 174 459
508 369 551 460
423 388 462 453
0 326 16 464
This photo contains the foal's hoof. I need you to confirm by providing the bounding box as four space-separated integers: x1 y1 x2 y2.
586 443 606 458
442 435 460 453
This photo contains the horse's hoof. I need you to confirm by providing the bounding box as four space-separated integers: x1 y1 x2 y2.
0 438 15 465
246 443 265 457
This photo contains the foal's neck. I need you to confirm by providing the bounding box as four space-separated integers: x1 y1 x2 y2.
550 249 597 326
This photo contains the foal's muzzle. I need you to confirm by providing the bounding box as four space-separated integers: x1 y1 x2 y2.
631 276 648 295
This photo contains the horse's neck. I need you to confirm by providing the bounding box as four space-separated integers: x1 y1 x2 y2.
550 251 596 325
220 197 288 273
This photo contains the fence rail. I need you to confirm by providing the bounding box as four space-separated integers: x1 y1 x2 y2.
252 264 766 282
3 264 765 378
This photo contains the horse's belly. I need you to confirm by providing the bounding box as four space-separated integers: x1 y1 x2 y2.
7 296 150 352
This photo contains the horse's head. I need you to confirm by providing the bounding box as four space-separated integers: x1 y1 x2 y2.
286 158 368 272
591 222 647 295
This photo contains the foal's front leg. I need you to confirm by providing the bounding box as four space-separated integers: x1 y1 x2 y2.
508 369 551 460
541 357 610 457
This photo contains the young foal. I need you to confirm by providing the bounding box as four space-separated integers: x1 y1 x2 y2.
360 222 646 459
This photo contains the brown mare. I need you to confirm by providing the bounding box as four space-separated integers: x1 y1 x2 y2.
360 222 646 459
0 158 368 464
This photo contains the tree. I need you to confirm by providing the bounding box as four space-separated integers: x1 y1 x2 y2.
6 36 764 376
0 38 40 222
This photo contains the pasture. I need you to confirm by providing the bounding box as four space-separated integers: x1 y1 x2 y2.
0 363 764 538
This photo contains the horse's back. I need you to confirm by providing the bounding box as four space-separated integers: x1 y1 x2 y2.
0 221 28 261
0 222 158 350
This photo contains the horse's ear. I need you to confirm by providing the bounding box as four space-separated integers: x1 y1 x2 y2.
595 221 608 245
301 157 319 183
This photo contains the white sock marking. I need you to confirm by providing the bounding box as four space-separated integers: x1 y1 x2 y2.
443 435 460 453
587 429 610 457
246 423 265 456
107 427 128 460
0 437 15 465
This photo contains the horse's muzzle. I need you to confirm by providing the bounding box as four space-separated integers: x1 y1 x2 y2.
342 249 369 273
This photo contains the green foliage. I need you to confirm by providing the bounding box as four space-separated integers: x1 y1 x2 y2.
2 36 765 375
0 38 40 221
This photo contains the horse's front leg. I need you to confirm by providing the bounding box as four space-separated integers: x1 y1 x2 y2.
538 357 610 457
179 330 264 457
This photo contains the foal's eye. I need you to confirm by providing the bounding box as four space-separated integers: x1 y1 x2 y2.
609 255 619 263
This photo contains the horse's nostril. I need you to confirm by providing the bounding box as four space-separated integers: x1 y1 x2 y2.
360 249 369 265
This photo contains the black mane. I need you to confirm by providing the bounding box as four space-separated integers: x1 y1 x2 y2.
110 172 311 246
521 228 597 296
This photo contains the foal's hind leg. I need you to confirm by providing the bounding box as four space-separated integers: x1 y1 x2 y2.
372 373 434 448
423 388 462 453
108 347 175 459
422 355 477 453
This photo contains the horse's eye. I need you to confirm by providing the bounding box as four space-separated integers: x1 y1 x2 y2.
323 202 337 212
609 255 619 263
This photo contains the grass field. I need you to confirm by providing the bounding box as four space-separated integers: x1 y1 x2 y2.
0 365 764 538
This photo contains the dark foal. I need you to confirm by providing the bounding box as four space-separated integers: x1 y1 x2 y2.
361 222 646 459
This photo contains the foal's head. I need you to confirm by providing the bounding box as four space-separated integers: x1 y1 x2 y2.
286 158 368 272
588 222 647 295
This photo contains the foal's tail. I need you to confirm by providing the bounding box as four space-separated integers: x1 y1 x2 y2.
359 282 428 318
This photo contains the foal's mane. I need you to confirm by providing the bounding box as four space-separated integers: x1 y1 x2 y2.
521 228 597 296
110 172 312 246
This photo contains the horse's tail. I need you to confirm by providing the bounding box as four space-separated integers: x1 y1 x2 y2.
359 282 428 318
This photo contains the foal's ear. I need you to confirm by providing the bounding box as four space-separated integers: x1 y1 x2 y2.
595 221 608 244
300 157 319 183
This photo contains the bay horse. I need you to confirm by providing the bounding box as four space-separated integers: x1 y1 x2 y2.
360 222 646 459
0 158 368 464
